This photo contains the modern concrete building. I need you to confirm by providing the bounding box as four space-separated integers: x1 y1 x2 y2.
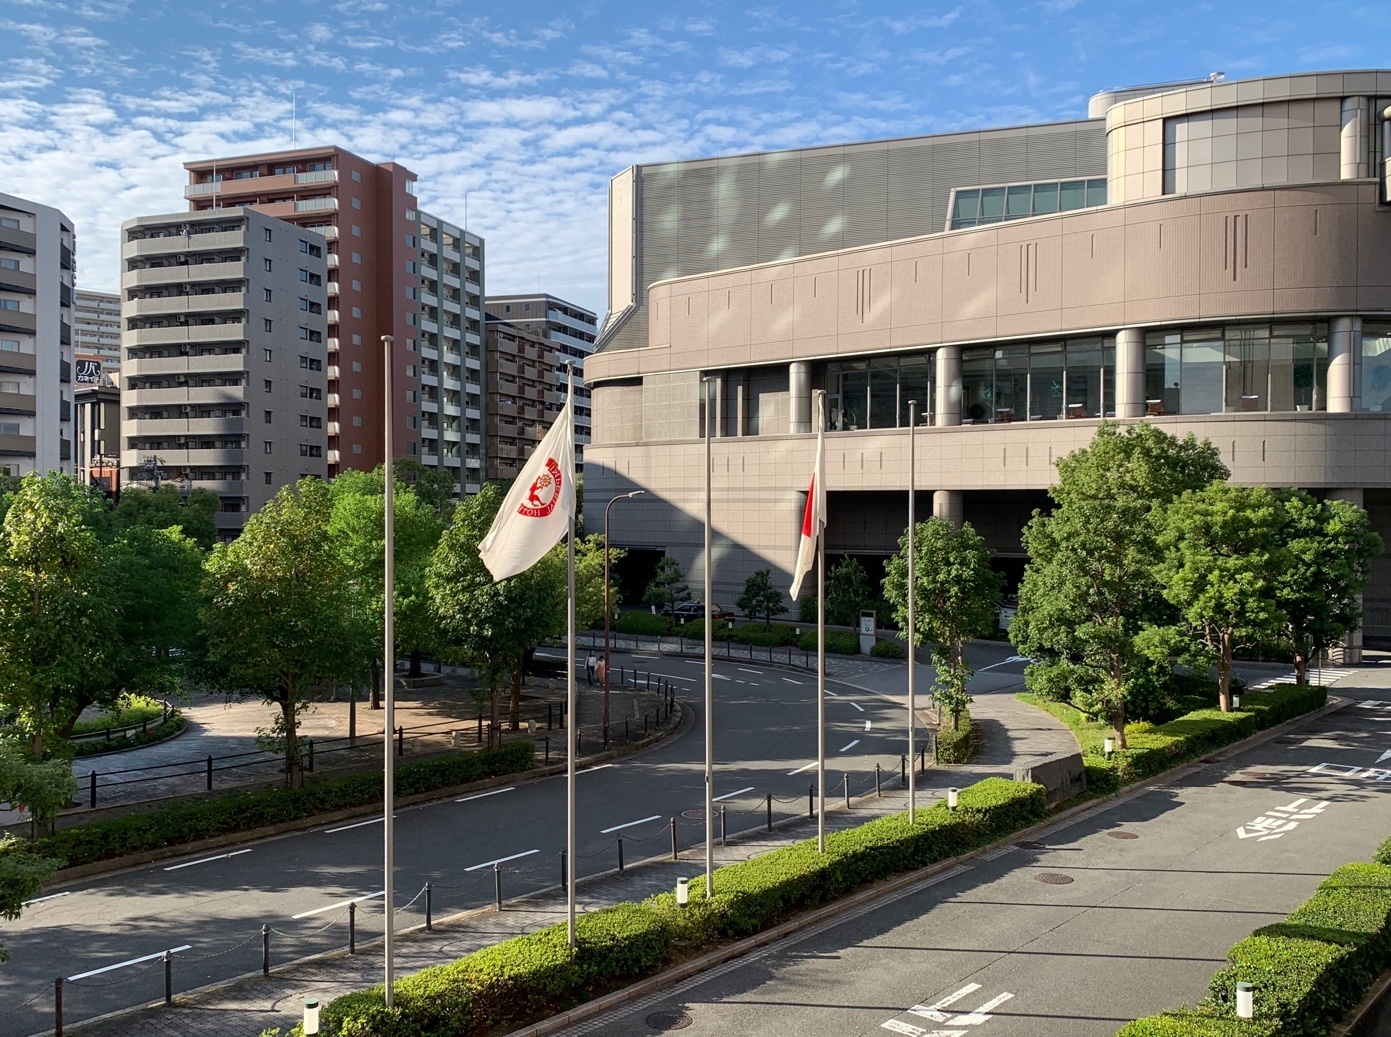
74 288 122 380
587 70 1391 651
120 208 328 537
182 147 484 496
487 293 596 468
74 382 120 495
0 191 75 477
484 315 562 483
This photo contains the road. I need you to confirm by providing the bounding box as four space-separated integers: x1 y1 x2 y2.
566 674 1391 1037
0 642 1019 1037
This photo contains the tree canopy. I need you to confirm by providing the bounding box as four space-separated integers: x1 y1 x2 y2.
112 484 220 550
738 568 787 627
642 556 691 614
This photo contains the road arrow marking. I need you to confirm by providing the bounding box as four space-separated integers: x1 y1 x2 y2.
910 983 981 1021
946 990 1014 1025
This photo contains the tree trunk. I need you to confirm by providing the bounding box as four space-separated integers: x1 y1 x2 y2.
1292 648 1308 686
1110 651 1127 749
509 656 523 731
490 687 502 749
1218 630 1234 712
370 658 382 710
281 697 302 788
409 650 422 679
1112 708 1127 750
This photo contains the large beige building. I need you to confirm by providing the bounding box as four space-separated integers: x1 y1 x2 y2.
120 208 328 537
587 70 1391 649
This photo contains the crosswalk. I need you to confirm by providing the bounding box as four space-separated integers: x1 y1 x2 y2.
1248 668 1355 690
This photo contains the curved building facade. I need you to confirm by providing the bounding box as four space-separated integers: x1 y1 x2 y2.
586 71 1391 648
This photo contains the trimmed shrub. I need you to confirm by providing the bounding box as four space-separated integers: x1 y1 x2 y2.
870 639 907 660
677 618 736 642
319 778 1048 1036
71 712 186 758
12 741 535 871
70 694 168 737
798 629 860 655
614 612 673 637
936 710 977 764
731 624 801 648
1116 1015 1279 1036
1377 836 1391 867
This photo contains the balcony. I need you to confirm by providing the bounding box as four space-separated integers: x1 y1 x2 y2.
122 261 244 289
0 432 37 457
127 416 246 437
295 170 338 186
122 230 245 259
125 322 248 346
326 365 340 379
327 253 339 269
327 282 340 295
327 421 340 436
326 393 340 408
123 385 246 407
125 354 248 379
126 293 246 318
0 390 36 416
0 351 37 375
326 310 340 323
294 197 337 213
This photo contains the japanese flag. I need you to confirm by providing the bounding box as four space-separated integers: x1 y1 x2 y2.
479 399 576 582
789 424 826 600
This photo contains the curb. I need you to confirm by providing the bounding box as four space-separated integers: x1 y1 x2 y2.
1333 963 1391 1036
69 715 188 761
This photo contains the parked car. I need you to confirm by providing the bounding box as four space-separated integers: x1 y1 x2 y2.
664 601 735 621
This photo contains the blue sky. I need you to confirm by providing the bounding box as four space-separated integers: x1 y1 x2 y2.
0 0 1383 315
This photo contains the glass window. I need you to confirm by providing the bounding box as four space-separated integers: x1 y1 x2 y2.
1103 340 1116 415
1065 338 1104 418
1086 179 1108 206
869 359 898 428
1059 180 1087 211
979 187 1006 224
1362 322 1391 412
1284 324 1326 412
836 362 868 431
1145 332 1182 415
953 190 980 226
993 346 1029 421
1180 331 1225 415
962 349 993 422
899 355 932 425
1225 325 1269 412
1005 185 1033 218
1032 182 1059 214
1029 343 1065 419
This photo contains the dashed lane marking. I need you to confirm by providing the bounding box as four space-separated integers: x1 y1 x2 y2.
839 739 861 752
850 701 865 712
713 786 756 802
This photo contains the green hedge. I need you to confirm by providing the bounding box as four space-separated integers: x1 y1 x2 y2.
871 639 907 659
71 712 186 758
70 694 168 737
1020 684 1327 796
1117 857 1391 1037
677 618 736 642
1377 836 1391 867
731 624 801 648
936 710 977 764
798 629 860 655
613 612 674 637
8 741 534 871
314 777 1048 1036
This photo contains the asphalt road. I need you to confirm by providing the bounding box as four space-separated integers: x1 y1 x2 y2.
566 679 1391 1037
0 643 1007 1037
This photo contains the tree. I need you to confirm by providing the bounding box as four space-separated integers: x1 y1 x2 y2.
1144 483 1289 711
1010 423 1229 746
428 483 566 739
738 569 787 627
1273 493 1382 685
112 484 220 551
883 518 1003 729
825 555 876 627
0 835 59 963
574 534 625 629
0 745 70 960
200 479 366 786
643 556 691 614
393 458 457 517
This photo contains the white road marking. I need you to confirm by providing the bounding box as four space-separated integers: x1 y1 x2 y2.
600 815 662 834
579 764 615 774
685 660 704 666
713 786 756 802
947 991 1014 1025
323 816 394 834
978 655 1031 671
881 1022 930 1036
22 891 72 906
865 720 872 732
850 701 865 712
1377 749 1391 764
782 677 803 685
465 848 541 871
910 982 981 1021
456 787 516 803
736 679 747 684
738 667 763 675
659 673 696 682
163 848 252 872
292 891 383 920
68 945 192 982
824 689 839 697
788 761 817 776
839 739 861 752
713 673 731 681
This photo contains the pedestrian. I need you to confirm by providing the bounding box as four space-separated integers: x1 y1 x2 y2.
595 657 607 688
585 650 597 685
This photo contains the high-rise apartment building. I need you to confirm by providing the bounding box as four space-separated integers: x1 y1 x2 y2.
74 288 121 381
487 293 595 467
120 208 328 537
484 316 561 483
0 191 75 477
182 147 484 496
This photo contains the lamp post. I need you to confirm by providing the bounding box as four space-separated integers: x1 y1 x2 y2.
381 334 396 1007
603 491 646 744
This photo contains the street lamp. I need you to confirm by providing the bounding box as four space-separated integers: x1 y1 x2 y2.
603 491 647 745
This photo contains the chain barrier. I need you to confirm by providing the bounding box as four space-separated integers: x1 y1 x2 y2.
179 928 264 963
67 957 162 990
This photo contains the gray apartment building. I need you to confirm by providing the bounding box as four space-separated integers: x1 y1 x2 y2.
484 315 562 483
486 293 596 468
587 69 1391 652
0 191 75 477
120 208 328 537
74 288 122 380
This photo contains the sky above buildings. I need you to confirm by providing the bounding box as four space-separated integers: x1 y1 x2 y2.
0 0 1383 316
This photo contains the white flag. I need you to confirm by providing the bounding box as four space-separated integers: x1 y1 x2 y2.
789 418 826 600
479 399 576 582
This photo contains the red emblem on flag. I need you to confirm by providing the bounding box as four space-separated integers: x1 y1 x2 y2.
519 458 563 518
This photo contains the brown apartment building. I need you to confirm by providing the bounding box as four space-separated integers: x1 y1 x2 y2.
484 315 561 483
182 147 487 492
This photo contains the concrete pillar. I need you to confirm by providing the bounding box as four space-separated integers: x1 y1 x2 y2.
1341 97 1371 180
735 375 747 437
1326 487 1366 665
713 374 726 438
1114 328 1145 418
1382 105 1391 200
1328 316 1362 412
933 489 964 527
790 361 812 434
935 345 962 427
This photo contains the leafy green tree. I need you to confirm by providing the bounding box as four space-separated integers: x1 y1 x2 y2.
0 835 59 962
428 483 566 738
738 569 787 627
1143 483 1289 711
574 534 624 630
883 519 1003 729
643 556 691 615
112 484 220 551
825 555 875 627
1011 423 1228 746
393 458 457 516
1273 492 1382 685
200 479 367 786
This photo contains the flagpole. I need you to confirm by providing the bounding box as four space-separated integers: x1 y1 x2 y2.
816 389 826 854
381 334 395 1005
907 400 917 825
565 362 578 947
703 376 715 896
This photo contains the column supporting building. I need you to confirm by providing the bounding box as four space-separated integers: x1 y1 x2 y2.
932 489 964 527
935 345 961 427
790 361 811 434
1328 316 1362 412
1115 328 1144 418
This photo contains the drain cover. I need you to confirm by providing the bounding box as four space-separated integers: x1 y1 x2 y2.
1017 840 1048 850
645 1010 694 1031
1105 830 1139 840
1036 872 1074 885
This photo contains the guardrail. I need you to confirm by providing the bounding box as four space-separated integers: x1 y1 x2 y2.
70 700 176 744
564 631 818 671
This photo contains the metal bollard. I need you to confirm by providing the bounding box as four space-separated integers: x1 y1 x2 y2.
809 783 815 818
618 834 625 873
308 740 314 772
163 701 169 724
766 792 773 832
89 771 96 809
577 730 582 753
844 774 851 810
164 949 172 1005
478 712 483 742
206 755 213 791
544 736 550 764
494 863 503 912
349 902 356 954
548 702 553 730
54 977 63 1037
876 763 882 797
669 816 678 860
901 754 907 788
143 718 149 736
560 848 567 891
624 719 629 743
397 725 404 757
105 727 111 743
721 804 727 846
261 924 270 976
644 712 649 736
425 882 433 931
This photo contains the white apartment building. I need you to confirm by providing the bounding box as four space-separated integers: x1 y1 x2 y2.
0 191 75 477
120 207 328 537
74 288 122 381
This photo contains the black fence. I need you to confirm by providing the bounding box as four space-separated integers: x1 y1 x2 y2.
566 631 818 671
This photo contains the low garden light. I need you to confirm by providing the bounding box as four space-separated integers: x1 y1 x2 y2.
1236 981 1254 1019
1233 692 1242 709
304 998 321 1035
946 787 958 810
1104 737 1115 760
676 877 689 906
